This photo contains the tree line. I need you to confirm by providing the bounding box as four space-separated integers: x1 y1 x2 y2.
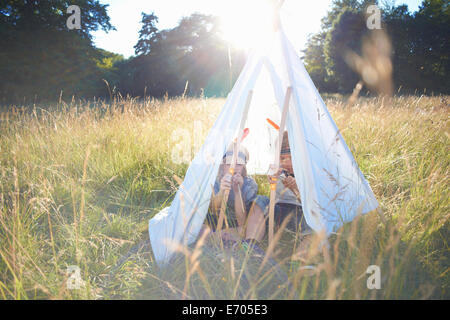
0 0 448 105
116 13 247 98
0 0 118 104
303 0 449 94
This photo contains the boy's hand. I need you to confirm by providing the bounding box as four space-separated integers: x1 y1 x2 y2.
220 173 232 192
232 173 244 191
267 167 283 184
282 176 299 194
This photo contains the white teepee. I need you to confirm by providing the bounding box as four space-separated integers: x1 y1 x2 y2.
148 7 379 267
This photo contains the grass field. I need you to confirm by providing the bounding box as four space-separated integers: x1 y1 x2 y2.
0 95 448 299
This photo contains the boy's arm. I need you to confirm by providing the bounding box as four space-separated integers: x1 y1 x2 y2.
210 189 224 214
234 189 246 227
234 178 258 228
283 176 300 199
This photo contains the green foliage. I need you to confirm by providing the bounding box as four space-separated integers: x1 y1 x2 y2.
133 12 160 56
303 32 338 92
0 0 116 104
324 8 368 92
380 1 450 94
303 0 450 94
118 13 246 98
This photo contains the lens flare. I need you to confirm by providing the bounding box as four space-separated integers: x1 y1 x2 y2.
218 0 277 51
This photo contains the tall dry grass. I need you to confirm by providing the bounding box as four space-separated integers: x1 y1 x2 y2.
0 94 448 299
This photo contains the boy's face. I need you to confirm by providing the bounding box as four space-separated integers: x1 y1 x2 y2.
280 153 293 174
223 164 244 175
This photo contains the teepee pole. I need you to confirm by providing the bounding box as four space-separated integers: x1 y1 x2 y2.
268 86 292 245
216 90 253 233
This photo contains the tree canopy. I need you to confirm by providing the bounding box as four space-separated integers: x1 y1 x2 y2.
303 0 450 94
0 0 117 104
117 12 246 98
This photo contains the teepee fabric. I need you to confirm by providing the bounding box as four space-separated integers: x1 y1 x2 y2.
149 22 379 267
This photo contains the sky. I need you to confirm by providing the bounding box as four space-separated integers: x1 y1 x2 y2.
92 0 423 59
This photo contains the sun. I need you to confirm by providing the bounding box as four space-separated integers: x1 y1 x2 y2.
218 0 279 51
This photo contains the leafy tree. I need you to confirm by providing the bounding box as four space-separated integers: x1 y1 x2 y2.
119 12 246 98
134 12 160 56
0 0 115 104
303 0 449 94
304 1 379 93
324 8 368 93
410 0 449 92
303 32 338 92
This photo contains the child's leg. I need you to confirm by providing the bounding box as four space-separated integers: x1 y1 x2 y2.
245 203 266 242
274 203 296 232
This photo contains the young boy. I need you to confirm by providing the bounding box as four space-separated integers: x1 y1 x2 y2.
269 131 312 237
201 143 269 247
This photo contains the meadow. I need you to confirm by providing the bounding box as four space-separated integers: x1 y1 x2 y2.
0 94 448 299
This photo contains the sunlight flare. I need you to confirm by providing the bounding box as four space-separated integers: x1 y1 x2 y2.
218 0 278 51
